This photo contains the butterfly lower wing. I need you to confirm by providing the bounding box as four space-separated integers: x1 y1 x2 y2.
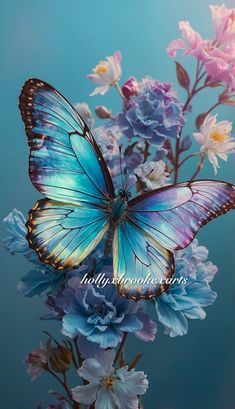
128 180 235 251
19 78 114 207
113 218 174 300
27 199 110 269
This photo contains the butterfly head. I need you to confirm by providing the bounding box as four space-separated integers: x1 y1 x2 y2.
118 189 131 201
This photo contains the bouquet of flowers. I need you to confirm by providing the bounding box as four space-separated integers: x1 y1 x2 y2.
3 4 235 409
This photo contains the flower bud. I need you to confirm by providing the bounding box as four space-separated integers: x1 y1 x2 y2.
25 344 48 380
95 105 112 119
121 77 139 98
49 344 73 373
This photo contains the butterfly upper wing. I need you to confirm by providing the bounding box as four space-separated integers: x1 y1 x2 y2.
19 78 115 206
128 180 235 251
113 218 174 300
19 78 114 268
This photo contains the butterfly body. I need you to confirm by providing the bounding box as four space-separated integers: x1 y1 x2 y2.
19 78 235 301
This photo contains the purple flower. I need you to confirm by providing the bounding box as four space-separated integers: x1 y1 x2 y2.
117 76 185 147
155 239 217 337
53 275 156 350
72 349 149 409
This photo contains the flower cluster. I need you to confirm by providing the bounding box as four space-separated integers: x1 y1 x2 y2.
167 4 235 95
3 4 235 409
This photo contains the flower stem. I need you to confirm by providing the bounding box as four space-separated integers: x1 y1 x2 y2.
173 61 207 184
114 332 128 365
114 81 125 99
190 154 205 180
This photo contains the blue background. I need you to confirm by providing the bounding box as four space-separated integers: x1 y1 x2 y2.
1 1 235 408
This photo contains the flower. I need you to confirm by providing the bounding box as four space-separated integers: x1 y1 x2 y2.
167 6 235 93
122 76 139 98
17 266 65 297
87 51 122 96
3 209 29 255
74 102 94 128
167 20 205 58
53 274 156 350
72 349 149 409
155 239 217 337
25 344 48 381
117 77 185 147
193 114 235 174
210 4 235 45
134 160 169 191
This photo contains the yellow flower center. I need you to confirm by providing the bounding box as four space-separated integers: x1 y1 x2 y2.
103 376 116 388
94 61 108 74
210 130 229 142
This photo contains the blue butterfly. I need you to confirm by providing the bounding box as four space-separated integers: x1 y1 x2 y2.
19 78 235 300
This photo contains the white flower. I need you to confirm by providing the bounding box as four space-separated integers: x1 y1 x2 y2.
87 51 122 96
134 160 170 190
71 350 148 409
74 102 94 128
194 114 235 174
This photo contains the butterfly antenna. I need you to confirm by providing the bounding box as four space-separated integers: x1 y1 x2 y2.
127 168 154 191
119 146 125 190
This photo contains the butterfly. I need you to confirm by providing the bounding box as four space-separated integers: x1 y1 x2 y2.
19 78 235 300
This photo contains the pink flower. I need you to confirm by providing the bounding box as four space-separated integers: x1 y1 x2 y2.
121 76 139 98
25 343 48 381
193 114 235 174
87 51 122 96
210 4 235 45
167 21 205 58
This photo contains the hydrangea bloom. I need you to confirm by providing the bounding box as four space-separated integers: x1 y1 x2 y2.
193 114 235 174
117 77 185 147
72 349 149 409
54 275 156 349
87 51 122 96
155 239 217 337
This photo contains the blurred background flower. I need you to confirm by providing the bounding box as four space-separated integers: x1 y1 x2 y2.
155 239 217 337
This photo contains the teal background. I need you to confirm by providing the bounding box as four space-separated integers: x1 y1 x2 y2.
1 0 235 408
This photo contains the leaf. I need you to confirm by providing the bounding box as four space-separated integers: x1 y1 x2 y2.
195 112 207 129
180 135 192 153
128 353 144 371
175 61 190 93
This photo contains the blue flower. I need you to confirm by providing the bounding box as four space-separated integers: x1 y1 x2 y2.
155 239 217 337
3 209 29 255
17 267 65 297
117 76 185 147
54 275 156 349
72 349 149 409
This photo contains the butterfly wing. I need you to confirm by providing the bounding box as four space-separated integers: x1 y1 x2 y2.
19 78 115 206
113 218 174 300
114 180 235 300
19 78 114 268
27 199 110 269
128 180 235 251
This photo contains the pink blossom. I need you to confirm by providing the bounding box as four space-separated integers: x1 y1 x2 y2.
87 51 122 96
25 343 48 381
121 76 139 98
167 21 205 58
210 4 235 45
